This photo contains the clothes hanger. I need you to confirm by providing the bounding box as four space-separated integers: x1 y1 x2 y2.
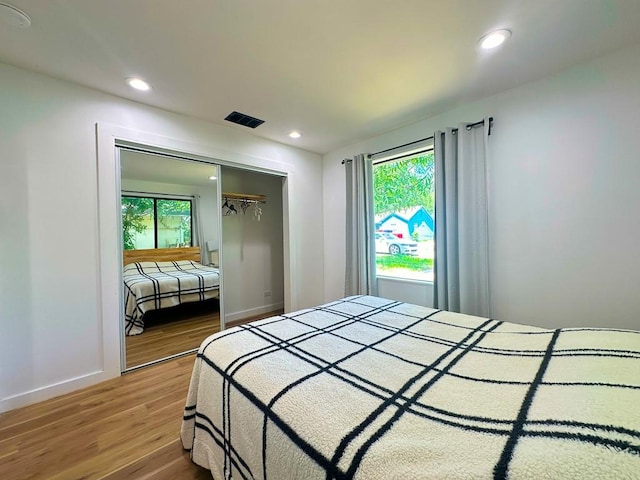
222 198 236 216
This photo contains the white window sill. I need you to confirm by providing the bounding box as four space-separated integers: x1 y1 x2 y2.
376 275 434 286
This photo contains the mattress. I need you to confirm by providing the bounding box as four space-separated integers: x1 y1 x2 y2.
123 260 219 335
181 295 640 479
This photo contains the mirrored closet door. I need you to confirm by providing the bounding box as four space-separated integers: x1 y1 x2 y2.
219 165 285 329
119 148 223 370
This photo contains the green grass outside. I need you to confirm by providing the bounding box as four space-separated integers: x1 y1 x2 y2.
376 255 433 271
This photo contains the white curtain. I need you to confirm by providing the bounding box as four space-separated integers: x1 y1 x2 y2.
433 118 490 316
344 154 377 296
192 194 206 262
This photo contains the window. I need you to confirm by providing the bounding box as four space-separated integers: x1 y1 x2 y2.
121 195 192 250
372 150 434 281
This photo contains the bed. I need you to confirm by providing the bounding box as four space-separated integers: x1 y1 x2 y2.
123 247 220 335
180 295 640 479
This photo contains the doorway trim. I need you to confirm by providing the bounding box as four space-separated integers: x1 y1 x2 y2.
96 123 295 377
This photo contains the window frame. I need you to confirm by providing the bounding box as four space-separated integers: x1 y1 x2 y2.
371 145 435 283
121 193 194 250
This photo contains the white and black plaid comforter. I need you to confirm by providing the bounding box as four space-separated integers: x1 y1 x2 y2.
181 295 640 479
123 260 219 335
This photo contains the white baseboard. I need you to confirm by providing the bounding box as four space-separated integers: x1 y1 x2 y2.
225 302 284 324
0 370 115 413
2 303 284 413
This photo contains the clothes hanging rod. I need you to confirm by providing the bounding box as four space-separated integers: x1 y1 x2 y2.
222 192 267 203
342 117 493 163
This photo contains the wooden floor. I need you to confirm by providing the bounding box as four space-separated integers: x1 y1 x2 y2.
0 355 208 480
125 300 281 369
125 300 221 369
0 309 283 480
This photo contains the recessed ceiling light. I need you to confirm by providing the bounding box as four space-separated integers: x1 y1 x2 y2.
289 131 302 139
0 3 31 28
126 77 152 91
209 175 217 180
478 29 511 50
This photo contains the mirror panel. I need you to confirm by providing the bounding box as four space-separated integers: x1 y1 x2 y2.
219 166 285 328
119 149 223 370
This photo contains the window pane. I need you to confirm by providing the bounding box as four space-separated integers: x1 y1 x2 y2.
157 199 192 248
373 153 434 281
121 196 154 250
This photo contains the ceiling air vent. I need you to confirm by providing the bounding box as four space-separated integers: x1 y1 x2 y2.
224 111 265 129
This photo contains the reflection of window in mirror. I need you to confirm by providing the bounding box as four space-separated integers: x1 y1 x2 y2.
121 195 193 250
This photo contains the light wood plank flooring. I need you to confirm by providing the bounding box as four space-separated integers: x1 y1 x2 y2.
125 301 222 369
0 355 207 480
0 309 283 480
125 300 282 369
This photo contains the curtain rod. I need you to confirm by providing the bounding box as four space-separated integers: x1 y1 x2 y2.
122 190 195 200
342 117 493 163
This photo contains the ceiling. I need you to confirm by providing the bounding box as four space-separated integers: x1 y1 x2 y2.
120 150 218 187
2 1 640 155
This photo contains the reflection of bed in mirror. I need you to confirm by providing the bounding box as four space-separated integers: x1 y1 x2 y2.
123 246 220 336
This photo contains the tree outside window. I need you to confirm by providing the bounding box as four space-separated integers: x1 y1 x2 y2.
373 152 434 281
121 196 192 250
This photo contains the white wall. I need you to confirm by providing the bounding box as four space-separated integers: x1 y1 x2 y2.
323 43 640 331
220 168 285 321
377 277 433 307
0 62 323 412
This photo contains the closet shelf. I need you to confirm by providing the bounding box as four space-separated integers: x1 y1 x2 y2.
222 192 266 218
222 192 267 203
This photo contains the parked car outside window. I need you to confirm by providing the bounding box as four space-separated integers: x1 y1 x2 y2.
375 232 419 255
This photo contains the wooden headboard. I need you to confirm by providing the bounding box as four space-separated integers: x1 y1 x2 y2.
123 246 202 266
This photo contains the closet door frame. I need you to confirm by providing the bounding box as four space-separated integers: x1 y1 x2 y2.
96 123 293 377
